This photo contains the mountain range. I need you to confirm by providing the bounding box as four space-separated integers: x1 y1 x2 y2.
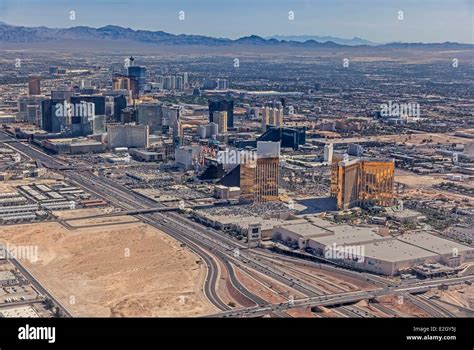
266 35 377 46
0 22 472 49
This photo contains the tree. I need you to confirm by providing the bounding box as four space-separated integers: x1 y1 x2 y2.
43 298 54 310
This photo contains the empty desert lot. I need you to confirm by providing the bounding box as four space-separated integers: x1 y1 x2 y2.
0 221 216 317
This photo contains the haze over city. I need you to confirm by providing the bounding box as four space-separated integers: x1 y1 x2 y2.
0 0 473 43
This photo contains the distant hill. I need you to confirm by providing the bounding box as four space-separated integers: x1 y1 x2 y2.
266 35 377 46
0 22 472 49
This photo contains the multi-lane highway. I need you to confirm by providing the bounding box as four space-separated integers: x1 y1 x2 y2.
209 276 474 318
5 136 472 318
3 138 236 311
7 139 321 314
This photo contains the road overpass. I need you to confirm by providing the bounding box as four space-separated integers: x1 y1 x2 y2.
209 276 474 318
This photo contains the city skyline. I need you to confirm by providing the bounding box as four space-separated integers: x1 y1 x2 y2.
0 0 473 44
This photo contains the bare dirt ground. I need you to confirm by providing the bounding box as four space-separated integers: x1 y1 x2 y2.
214 256 241 308
286 307 316 317
395 170 445 189
377 295 430 317
65 215 139 228
0 221 217 317
376 133 470 145
427 285 474 310
53 207 116 220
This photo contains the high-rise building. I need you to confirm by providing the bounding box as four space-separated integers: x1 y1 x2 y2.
41 98 93 136
324 143 334 163
51 88 73 101
175 76 184 90
163 76 172 90
203 79 217 90
28 76 41 95
156 75 164 87
120 107 137 124
41 99 67 133
182 72 189 88
17 96 45 123
112 95 127 122
208 98 233 128
113 74 130 90
137 103 163 134
268 107 283 127
261 107 269 132
212 111 228 134
106 124 149 149
198 122 219 139
113 73 139 99
70 96 105 116
26 105 41 125
170 76 177 90
127 65 146 92
330 156 395 210
92 115 107 134
240 141 280 203
240 161 257 203
162 105 181 127
258 126 306 151
216 79 229 90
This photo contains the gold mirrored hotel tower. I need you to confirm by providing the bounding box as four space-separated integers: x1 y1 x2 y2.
331 155 394 210
240 142 280 203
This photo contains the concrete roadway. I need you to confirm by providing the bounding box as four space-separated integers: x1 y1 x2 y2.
6 139 469 319
210 276 474 317
7 256 73 317
58 169 293 311
3 140 236 312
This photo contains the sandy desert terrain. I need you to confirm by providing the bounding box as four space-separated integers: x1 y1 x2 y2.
0 220 217 317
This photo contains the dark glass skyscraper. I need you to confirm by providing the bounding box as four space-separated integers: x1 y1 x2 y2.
70 96 106 115
41 99 68 133
113 95 127 122
127 66 146 92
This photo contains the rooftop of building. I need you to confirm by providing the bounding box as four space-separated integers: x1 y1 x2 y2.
362 239 438 263
277 221 332 237
130 149 159 155
45 138 103 145
310 225 386 246
276 219 386 245
0 305 39 318
398 232 474 255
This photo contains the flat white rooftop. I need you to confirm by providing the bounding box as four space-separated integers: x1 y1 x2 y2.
277 222 332 237
363 239 437 263
398 232 474 255
0 305 39 318
311 225 386 246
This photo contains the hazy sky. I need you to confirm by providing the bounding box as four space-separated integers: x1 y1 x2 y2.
1 0 473 43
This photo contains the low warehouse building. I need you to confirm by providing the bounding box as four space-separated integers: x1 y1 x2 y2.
398 232 474 267
272 219 474 275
